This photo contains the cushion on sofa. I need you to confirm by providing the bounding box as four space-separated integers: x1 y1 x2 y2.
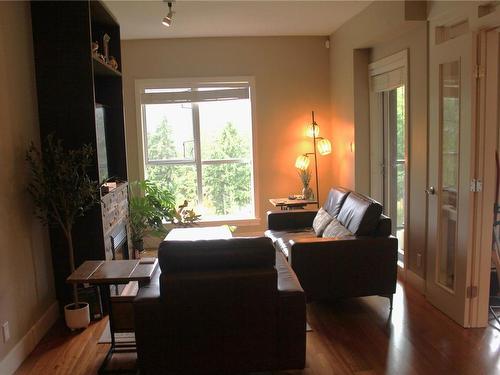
274 229 316 257
323 187 350 217
322 218 353 238
312 207 333 236
337 192 383 236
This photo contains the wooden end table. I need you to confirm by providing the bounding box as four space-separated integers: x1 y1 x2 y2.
269 198 318 210
67 258 158 374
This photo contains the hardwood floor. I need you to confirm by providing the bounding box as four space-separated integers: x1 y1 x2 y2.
15 281 500 375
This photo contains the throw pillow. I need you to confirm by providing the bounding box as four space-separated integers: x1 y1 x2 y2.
312 207 333 237
322 217 353 238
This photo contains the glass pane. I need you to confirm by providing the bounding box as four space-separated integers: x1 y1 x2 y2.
396 86 405 160
198 100 252 160
201 163 254 220
144 103 194 161
145 164 197 206
438 61 460 290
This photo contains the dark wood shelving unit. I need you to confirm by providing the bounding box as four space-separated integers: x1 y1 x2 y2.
92 56 122 77
31 0 130 306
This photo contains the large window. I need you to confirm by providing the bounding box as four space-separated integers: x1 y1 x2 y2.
137 79 256 222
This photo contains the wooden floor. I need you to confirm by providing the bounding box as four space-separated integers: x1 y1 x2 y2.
15 281 500 375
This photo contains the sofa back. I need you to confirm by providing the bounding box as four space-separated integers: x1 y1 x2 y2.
156 236 279 370
158 237 275 273
323 188 388 237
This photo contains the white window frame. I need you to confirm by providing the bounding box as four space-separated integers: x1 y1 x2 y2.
135 77 260 226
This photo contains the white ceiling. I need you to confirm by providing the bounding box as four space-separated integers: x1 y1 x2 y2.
104 1 372 40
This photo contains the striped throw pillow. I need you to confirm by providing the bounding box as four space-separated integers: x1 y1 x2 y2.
322 217 353 238
312 207 333 237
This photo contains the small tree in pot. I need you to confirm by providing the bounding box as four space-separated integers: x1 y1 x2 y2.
26 135 100 330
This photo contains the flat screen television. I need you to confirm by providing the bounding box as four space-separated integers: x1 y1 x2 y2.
95 104 109 182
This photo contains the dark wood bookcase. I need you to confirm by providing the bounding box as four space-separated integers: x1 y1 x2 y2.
30 1 130 305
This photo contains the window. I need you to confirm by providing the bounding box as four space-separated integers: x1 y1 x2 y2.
137 79 256 222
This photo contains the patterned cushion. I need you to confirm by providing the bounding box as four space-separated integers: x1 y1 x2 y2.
322 218 353 238
312 207 333 237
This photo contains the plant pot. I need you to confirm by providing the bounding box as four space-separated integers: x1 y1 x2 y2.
302 186 314 200
133 239 144 252
64 302 90 330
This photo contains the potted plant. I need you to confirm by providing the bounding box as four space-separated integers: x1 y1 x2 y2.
26 135 100 330
129 180 200 251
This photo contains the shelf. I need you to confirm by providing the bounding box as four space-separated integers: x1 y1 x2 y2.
93 56 121 77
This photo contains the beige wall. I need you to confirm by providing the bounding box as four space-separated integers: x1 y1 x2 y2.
329 1 427 280
371 24 428 278
122 36 331 235
0 1 56 368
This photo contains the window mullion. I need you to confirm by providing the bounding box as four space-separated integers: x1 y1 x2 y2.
192 102 203 205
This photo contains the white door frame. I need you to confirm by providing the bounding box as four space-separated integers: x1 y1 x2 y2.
469 27 500 327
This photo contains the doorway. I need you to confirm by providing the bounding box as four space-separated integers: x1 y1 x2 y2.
369 50 409 270
382 86 407 267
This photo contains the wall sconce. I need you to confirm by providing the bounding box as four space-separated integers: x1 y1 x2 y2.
295 111 332 207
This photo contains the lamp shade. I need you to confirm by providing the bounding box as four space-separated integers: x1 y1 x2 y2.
306 123 320 138
317 138 332 155
295 154 310 170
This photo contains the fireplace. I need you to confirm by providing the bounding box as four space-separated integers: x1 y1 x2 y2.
110 223 129 260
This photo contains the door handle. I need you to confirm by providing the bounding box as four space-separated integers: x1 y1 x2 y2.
425 186 436 195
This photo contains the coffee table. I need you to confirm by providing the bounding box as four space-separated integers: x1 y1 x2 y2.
67 258 158 374
166 225 233 240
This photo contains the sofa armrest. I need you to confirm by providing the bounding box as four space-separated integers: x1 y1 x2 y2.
288 236 398 301
134 271 163 342
275 251 306 369
267 210 317 231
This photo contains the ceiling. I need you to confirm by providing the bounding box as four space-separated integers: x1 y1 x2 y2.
104 1 372 40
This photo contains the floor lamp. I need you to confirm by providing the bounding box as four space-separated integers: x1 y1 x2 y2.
295 111 332 208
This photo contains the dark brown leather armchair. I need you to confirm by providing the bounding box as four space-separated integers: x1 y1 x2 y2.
266 188 398 306
133 237 306 374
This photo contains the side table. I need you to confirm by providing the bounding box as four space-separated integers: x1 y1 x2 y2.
269 198 318 210
67 258 158 374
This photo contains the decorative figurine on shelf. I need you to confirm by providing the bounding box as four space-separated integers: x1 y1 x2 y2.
298 167 314 200
108 56 118 70
103 33 110 63
91 41 99 56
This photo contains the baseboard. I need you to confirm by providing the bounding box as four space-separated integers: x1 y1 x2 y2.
406 269 425 294
0 301 59 375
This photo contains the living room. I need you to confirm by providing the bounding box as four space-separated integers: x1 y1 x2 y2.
1 1 500 374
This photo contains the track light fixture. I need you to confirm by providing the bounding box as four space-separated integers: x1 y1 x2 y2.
162 1 174 27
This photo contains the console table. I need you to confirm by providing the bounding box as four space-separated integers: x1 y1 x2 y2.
269 198 318 210
67 259 158 374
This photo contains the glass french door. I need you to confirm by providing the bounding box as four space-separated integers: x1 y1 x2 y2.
382 86 407 267
426 31 474 326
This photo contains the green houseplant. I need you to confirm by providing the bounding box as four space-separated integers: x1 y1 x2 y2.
26 135 100 329
129 180 200 250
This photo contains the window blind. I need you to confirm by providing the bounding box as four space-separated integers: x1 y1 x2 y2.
370 67 405 93
141 87 250 105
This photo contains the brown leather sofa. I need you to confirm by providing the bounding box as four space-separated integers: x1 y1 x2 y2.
265 187 398 307
133 237 306 374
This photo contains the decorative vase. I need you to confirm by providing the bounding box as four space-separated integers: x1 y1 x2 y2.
64 302 90 330
302 186 314 200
